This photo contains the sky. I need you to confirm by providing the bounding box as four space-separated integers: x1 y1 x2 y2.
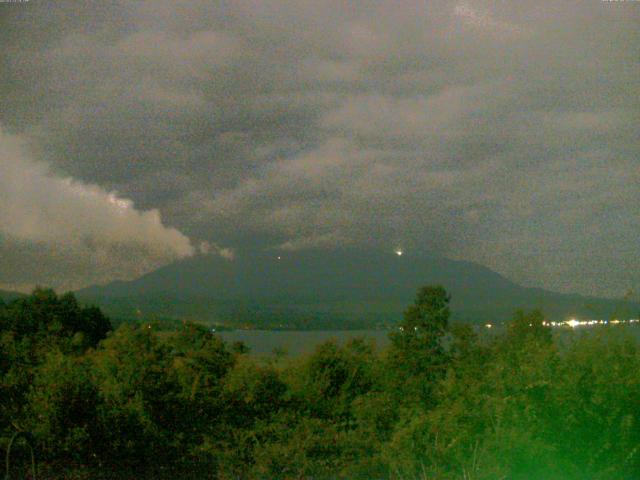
0 0 638 297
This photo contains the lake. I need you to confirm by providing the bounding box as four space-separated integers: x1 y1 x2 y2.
217 329 391 355
217 324 640 356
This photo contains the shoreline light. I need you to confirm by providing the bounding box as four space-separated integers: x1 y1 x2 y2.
483 319 640 330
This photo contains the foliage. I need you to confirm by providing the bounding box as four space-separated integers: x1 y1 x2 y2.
2 288 640 479
387 285 451 404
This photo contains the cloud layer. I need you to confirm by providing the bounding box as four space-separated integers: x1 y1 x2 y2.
0 0 638 296
0 128 194 290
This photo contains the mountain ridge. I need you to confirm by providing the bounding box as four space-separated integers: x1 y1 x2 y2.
76 249 639 328
0 289 26 303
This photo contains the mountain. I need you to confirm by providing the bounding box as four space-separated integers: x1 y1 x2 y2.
76 249 639 329
0 289 26 303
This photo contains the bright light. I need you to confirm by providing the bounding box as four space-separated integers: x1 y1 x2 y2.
395 249 403 256
485 323 492 329
515 318 640 329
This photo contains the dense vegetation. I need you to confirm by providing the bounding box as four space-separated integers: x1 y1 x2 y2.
2 287 640 479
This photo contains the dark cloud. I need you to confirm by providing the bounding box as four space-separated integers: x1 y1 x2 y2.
0 0 638 296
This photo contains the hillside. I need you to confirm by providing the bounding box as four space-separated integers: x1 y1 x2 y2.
77 249 639 329
0 289 25 303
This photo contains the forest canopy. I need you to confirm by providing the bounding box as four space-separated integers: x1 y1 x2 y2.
2 288 640 479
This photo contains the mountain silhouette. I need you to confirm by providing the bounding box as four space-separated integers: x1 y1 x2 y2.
0 289 25 303
76 249 639 328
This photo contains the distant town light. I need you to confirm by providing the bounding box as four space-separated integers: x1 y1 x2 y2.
395 249 403 256
511 318 640 329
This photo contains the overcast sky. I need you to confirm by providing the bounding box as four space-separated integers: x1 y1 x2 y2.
0 0 638 297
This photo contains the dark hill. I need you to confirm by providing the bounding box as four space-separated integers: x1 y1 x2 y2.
0 289 25 303
76 249 639 329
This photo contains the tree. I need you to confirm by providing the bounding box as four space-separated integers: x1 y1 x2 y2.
0 289 111 350
388 285 451 403
506 309 552 346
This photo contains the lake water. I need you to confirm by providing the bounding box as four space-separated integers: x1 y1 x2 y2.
217 325 640 356
217 329 391 355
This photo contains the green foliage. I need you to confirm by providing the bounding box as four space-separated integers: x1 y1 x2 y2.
388 285 451 404
0 288 111 350
0 289 112 441
3 287 640 479
506 309 553 346
27 351 100 462
223 358 286 424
